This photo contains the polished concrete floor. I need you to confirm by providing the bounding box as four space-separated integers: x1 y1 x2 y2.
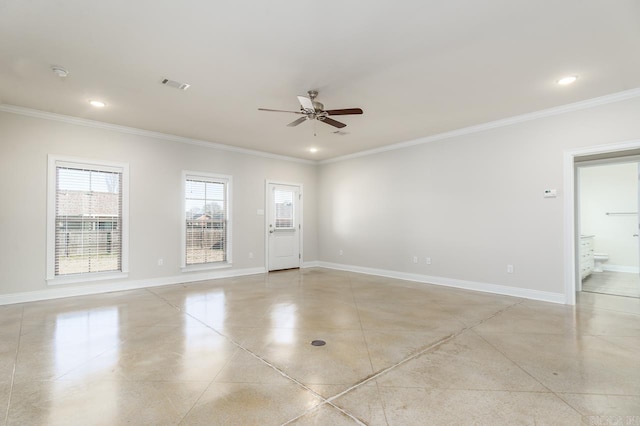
1 268 639 425
582 270 640 298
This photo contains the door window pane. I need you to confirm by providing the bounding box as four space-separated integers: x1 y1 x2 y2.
274 189 294 228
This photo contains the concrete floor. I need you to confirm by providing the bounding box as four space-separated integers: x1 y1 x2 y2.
1 268 639 425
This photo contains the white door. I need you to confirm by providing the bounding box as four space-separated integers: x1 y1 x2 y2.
267 183 301 271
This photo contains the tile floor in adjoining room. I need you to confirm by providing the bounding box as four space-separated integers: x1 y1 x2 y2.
582 270 640 298
1 268 639 425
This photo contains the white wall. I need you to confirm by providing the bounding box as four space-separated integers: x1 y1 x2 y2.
3 95 640 305
0 111 318 300
580 162 638 270
318 97 640 298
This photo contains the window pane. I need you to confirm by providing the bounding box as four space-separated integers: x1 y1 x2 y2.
274 189 294 228
90 170 120 193
55 165 122 276
186 180 206 199
57 168 91 192
185 177 227 266
206 182 224 200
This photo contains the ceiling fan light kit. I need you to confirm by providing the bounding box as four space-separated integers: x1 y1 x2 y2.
259 90 363 129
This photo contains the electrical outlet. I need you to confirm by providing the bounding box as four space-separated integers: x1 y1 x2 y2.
249 252 254 259
413 256 418 264
426 257 431 265
157 258 164 266
339 249 343 256
507 264 514 274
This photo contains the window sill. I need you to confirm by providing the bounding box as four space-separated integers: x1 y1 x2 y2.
46 271 129 286
181 263 232 273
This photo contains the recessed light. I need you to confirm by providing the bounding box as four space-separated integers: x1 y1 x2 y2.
89 100 106 108
309 147 318 153
557 75 578 85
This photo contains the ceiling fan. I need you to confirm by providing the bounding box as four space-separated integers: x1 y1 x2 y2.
258 90 363 129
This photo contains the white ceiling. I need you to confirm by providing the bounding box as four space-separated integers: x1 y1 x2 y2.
1 1 640 161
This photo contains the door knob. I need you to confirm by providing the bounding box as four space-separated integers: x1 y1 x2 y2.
270 230 274 234
634 234 638 237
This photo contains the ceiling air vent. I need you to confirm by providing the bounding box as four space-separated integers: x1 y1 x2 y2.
161 78 190 91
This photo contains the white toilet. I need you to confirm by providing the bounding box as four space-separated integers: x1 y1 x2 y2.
593 253 609 272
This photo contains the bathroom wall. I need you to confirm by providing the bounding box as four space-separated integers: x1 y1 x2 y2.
579 162 639 272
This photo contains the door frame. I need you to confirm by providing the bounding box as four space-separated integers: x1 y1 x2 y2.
564 138 640 304
265 180 303 271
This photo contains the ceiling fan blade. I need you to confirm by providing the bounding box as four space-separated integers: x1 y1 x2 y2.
320 117 347 128
325 108 363 116
287 116 308 127
297 96 315 112
258 108 304 114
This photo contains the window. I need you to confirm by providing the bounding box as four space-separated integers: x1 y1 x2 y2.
47 156 129 283
274 189 294 229
183 172 231 269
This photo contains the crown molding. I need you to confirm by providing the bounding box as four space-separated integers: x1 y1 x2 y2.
320 87 640 165
3 87 640 166
0 104 315 165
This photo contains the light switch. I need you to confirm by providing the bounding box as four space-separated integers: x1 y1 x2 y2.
257 209 264 215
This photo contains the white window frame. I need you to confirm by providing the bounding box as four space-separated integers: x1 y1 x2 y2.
181 171 232 271
46 155 129 285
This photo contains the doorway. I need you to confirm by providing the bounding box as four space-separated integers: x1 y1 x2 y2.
564 140 640 305
266 181 302 271
577 160 640 298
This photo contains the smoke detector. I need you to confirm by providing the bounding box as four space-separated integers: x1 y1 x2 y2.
161 78 190 91
51 66 69 78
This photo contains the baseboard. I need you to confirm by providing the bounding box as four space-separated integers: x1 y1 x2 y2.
0 267 266 306
602 264 640 274
0 262 569 306
316 262 566 304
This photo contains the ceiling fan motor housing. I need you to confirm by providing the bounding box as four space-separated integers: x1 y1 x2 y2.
307 90 323 112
